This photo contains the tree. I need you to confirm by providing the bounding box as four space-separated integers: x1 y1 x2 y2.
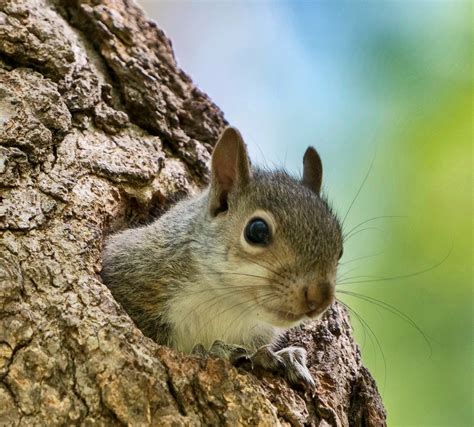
0 0 386 425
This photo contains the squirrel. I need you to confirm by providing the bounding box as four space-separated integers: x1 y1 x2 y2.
101 127 343 387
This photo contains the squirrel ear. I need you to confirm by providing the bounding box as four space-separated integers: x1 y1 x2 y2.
302 146 323 194
209 126 251 216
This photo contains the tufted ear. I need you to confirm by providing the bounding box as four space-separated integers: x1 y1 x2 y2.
302 146 323 194
209 127 251 216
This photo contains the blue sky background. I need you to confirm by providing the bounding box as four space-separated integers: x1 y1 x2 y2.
140 2 472 425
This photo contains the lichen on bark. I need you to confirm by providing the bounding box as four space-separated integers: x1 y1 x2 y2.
0 0 386 425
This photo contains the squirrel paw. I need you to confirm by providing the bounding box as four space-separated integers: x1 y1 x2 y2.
275 346 315 389
204 341 315 389
191 343 208 357
250 345 315 389
247 344 315 389
208 340 250 365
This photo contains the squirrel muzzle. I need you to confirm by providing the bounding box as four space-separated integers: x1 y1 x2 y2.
303 281 335 318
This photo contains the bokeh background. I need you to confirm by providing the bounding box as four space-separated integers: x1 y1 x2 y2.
139 1 472 426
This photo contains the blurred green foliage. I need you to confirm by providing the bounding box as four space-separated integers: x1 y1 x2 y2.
338 23 472 426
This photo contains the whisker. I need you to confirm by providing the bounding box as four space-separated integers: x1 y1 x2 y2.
343 226 380 243
337 266 364 282
190 247 288 282
193 293 279 341
211 293 277 323
182 289 277 329
266 245 287 272
178 283 272 296
343 215 406 240
337 274 385 283
341 149 377 228
222 294 280 343
206 270 273 281
339 251 384 266
178 289 250 324
337 289 432 356
211 253 287 280
337 251 452 286
203 271 288 290
337 298 387 392
336 300 368 349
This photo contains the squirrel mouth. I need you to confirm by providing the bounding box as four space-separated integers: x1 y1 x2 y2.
267 308 306 323
268 307 324 323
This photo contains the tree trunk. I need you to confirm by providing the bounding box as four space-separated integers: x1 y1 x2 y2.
0 0 386 425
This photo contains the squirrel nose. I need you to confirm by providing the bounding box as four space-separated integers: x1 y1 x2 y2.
304 282 334 313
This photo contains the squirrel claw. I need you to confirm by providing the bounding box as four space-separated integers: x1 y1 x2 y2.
249 344 285 371
231 353 253 369
247 345 315 389
209 340 250 361
276 346 316 389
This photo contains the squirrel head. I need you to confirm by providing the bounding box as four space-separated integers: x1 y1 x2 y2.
205 127 343 328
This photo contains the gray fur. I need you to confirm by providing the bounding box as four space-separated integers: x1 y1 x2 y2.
101 127 343 387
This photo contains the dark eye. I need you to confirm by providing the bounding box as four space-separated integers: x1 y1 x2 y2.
244 218 271 246
338 247 344 260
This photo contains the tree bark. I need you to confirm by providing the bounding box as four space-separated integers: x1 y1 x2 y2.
0 0 386 425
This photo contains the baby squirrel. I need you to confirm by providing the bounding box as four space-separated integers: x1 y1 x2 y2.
101 127 343 387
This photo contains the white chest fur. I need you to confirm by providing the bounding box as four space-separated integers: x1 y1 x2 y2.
166 283 276 353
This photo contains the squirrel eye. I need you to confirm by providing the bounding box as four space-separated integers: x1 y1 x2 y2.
338 248 344 260
244 218 271 246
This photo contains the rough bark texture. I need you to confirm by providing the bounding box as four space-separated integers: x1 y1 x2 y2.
0 0 386 425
